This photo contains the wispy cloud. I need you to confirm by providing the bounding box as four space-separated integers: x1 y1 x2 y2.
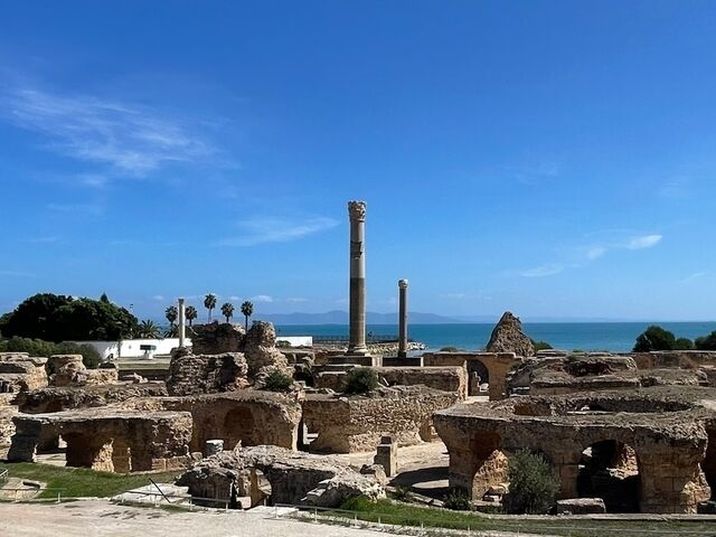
520 263 565 278
285 297 308 303
440 292 467 299
626 234 662 250
251 295 274 303
47 202 105 216
1 85 214 176
216 216 339 247
0 269 36 278
681 271 708 284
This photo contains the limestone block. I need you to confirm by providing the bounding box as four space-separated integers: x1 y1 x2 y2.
556 498 606 514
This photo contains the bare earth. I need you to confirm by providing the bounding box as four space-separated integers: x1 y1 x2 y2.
0 500 399 537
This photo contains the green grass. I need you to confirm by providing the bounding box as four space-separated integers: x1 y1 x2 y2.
330 497 716 537
0 462 181 499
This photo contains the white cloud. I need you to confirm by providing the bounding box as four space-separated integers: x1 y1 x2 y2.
440 293 466 299
2 86 213 176
585 246 607 260
152 295 165 301
0 269 36 278
216 216 339 247
626 234 662 250
681 271 708 284
251 295 274 303
285 297 308 303
46 202 104 216
520 263 565 278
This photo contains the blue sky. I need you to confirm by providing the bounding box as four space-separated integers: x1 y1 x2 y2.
1 1 715 321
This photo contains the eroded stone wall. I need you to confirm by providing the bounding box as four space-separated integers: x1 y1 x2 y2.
166 350 249 396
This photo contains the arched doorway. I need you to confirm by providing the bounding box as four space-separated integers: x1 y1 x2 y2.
223 406 257 449
467 359 489 396
577 440 640 512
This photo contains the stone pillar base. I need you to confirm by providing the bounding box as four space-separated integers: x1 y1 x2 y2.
328 354 377 367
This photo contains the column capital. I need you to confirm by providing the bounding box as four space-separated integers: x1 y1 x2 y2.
348 200 367 222
398 279 409 289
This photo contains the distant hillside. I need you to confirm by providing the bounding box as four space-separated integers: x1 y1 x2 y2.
259 310 463 325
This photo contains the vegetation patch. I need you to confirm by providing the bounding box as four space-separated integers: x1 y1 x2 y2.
0 462 180 500
344 367 379 395
262 370 294 392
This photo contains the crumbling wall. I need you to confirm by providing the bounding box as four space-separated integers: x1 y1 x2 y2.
303 385 460 453
46 355 118 387
177 445 385 508
486 311 535 357
166 350 249 396
8 410 192 472
243 321 293 386
190 322 246 354
423 352 520 400
0 353 48 393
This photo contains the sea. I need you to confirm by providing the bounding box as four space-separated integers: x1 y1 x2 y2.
274 322 716 353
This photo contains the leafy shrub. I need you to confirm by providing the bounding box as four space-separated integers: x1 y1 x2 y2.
633 325 678 352
276 340 291 348
439 346 460 352
262 370 294 392
0 337 102 369
675 337 695 350
505 450 559 514
344 367 379 395
531 339 553 351
696 331 716 351
443 487 471 511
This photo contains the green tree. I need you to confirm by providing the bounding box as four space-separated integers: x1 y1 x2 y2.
204 293 217 322
240 300 254 330
506 450 560 514
165 305 178 327
137 319 161 338
0 337 101 369
0 293 138 342
220 302 235 323
185 306 198 327
675 337 695 350
696 331 716 351
633 325 678 352
99 293 110 304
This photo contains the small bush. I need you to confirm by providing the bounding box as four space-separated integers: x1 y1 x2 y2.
633 325 678 352
439 346 460 352
276 339 292 348
531 339 553 351
0 337 102 369
344 367 379 395
675 337 695 350
262 370 294 392
505 450 559 514
443 487 471 511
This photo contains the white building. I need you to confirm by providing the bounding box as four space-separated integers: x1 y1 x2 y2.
70 338 191 360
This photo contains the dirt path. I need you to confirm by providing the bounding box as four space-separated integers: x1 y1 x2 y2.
0 500 399 537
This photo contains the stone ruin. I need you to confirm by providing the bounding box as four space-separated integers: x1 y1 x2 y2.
166 351 249 395
0 352 48 394
303 385 460 453
435 386 716 513
46 354 118 387
486 311 536 357
176 444 385 508
191 322 246 354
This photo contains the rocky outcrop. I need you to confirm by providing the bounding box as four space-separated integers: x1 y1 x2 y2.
244 322 293 386
486 312 535 357
191 322 246 354
46 354 117 387
177 445 385 508
166 350 249 396
302 385 461 453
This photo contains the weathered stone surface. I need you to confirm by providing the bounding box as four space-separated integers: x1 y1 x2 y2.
15 382 167 414
435 386 716 513
373 436 398 476
0 354 48 393
177 445 385 508
46 355 85 386
8 409 192 472
486 312 535 357
190 322 246 354
244 321 293 386
0 405 18 445
124 390 303 451
556 498 606 514
166 350 249 396
303 385 460 453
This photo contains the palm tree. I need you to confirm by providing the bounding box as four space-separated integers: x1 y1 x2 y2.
165 305 178 327
185 305 198 327
204 293 217 322
240 300 254 330
138 319 161 338
220 302 234 323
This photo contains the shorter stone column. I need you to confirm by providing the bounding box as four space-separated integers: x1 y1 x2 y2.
373 435 398 477
178 298 186 348
204 439 224 457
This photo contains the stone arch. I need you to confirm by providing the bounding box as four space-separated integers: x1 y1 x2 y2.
223 405 258 449
702 424 716 497
469 432 509 500
577 439 641 512
466 359 489 396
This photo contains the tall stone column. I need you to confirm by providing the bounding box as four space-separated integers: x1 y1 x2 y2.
348 200 368 355
398 279 408 358
177 297 186 348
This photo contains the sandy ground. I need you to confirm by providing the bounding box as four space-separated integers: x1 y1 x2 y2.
0 499 401 537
